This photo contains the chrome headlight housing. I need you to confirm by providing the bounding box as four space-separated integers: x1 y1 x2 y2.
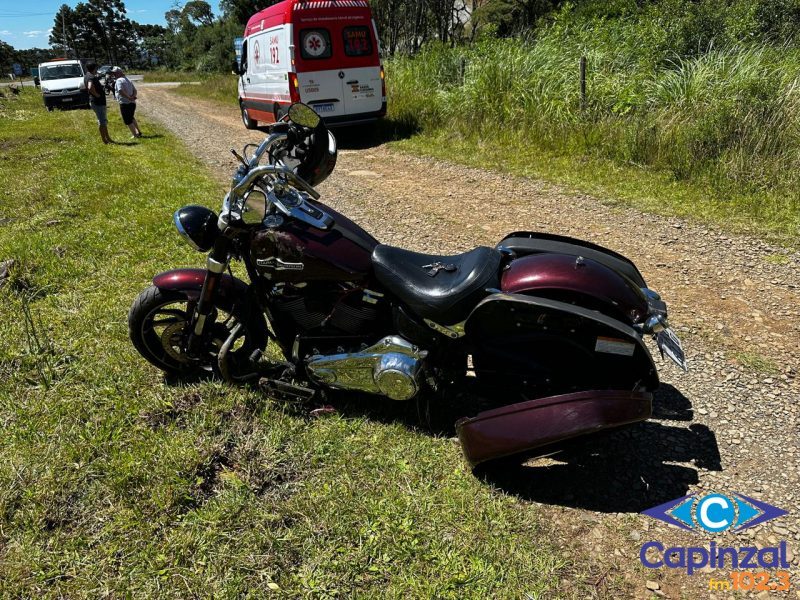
173 205 219 252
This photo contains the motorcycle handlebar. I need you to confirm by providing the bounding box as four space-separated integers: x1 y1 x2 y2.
230 164 320 201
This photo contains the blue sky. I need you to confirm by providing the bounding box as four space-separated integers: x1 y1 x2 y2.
0 1 223 50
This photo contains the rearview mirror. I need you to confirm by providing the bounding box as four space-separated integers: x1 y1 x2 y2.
242 189 267 225
288 103 321 128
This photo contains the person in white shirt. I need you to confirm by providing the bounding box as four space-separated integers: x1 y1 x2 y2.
113 66 142 138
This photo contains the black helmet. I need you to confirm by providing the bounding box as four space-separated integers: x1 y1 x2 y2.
294 124 337 187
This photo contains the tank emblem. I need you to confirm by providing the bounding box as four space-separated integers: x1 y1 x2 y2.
256 256 304 271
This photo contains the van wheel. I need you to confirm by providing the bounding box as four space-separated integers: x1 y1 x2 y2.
240 102 258 130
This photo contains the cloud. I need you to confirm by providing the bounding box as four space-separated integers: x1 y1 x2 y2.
0 30 12 36
23 30 44 37
137 9 147 12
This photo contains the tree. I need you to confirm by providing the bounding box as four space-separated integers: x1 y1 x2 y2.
220 0 278 26
49 5 78 57
184 0 215 26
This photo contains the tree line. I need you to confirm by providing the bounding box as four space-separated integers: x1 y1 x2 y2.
1 0 561 75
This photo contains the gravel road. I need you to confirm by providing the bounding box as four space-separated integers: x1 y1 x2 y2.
137 88 799 598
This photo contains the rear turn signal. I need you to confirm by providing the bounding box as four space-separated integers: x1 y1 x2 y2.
289 72 300 103
380 65 386 99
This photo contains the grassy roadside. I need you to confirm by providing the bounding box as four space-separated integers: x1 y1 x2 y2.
389 130 795 242
0 90 573 597
171 73 239 107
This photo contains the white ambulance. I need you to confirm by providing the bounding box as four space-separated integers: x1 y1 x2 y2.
236 0 386 128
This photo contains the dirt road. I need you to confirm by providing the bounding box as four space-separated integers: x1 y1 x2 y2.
138 87 799 598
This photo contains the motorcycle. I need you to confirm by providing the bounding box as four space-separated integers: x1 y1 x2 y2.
101 73 116 96
128 103 687 466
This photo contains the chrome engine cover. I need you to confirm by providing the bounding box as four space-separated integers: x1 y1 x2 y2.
306 335 426 400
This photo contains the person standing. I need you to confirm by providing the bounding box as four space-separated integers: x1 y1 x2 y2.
84 62 112 144
113 67 142 138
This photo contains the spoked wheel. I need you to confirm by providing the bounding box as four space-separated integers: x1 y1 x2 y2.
128 285 267 381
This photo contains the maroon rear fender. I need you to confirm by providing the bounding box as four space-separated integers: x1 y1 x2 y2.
502 253 649 324
152 268 249 309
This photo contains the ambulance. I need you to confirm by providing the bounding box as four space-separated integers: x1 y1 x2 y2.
236 0 386 128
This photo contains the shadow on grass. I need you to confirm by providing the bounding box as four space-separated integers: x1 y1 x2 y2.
159 353 718 513
273 379 720 512
137 134 164 140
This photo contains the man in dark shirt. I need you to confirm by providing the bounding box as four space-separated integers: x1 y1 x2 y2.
85 62 112 144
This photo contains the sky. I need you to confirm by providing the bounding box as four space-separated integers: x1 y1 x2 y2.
0 0 223 50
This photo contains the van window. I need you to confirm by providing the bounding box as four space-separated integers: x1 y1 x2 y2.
342 27 373 57
300 29 332 60
40 64 83 80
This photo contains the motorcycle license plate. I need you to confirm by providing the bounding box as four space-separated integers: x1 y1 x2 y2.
657 327 687 371
314 103 334 113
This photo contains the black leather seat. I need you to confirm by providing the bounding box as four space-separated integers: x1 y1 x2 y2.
371 244 502 324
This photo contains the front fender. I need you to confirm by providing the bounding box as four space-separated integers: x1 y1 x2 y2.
152 268 249 311
152 268 268 346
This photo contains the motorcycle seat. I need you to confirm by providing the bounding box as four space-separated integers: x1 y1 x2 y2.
371 244 502 324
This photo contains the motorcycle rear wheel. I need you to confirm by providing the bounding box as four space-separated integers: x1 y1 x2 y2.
128 285 266 380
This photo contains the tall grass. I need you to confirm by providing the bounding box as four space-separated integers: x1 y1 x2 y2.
387 14 800 237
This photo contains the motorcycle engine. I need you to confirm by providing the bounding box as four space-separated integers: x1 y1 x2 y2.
306 335 427 401
270 282 380 335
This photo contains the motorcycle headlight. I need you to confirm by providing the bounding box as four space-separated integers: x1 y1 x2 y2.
173 205 219 252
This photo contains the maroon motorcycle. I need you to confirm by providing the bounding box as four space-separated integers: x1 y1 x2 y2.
128 103 686 466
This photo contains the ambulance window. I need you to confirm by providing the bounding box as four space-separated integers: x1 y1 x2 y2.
300 29 332 60
342 27 372 57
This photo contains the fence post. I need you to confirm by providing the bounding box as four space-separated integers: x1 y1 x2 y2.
580 56 587 111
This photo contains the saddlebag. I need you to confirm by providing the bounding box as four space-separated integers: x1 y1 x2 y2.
456 389 653 466
498 231 646 287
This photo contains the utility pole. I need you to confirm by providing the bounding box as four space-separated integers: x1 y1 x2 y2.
62 10 71 58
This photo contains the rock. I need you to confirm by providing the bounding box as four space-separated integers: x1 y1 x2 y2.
773 526 789 536
0 259 15 288
645 580 660 591
348 170 380 178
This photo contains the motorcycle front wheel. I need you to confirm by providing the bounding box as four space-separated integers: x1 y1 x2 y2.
128 285 267 380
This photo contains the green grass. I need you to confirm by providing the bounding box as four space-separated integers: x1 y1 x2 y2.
384 12 800 244
0 89 574 597
171 73 239 107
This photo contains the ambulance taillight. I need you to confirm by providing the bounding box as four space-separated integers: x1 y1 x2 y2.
289 72 300 103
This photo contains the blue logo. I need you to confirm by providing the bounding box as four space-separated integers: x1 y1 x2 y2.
642 492 787 533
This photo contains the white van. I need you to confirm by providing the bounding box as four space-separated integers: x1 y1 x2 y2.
38 59 89 111
236 0 386 129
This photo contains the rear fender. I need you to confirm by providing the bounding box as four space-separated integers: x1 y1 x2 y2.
498 231 646 287
465 292 659 391
501 253 649 324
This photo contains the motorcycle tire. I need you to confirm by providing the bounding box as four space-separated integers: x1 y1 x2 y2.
128 285 267 379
